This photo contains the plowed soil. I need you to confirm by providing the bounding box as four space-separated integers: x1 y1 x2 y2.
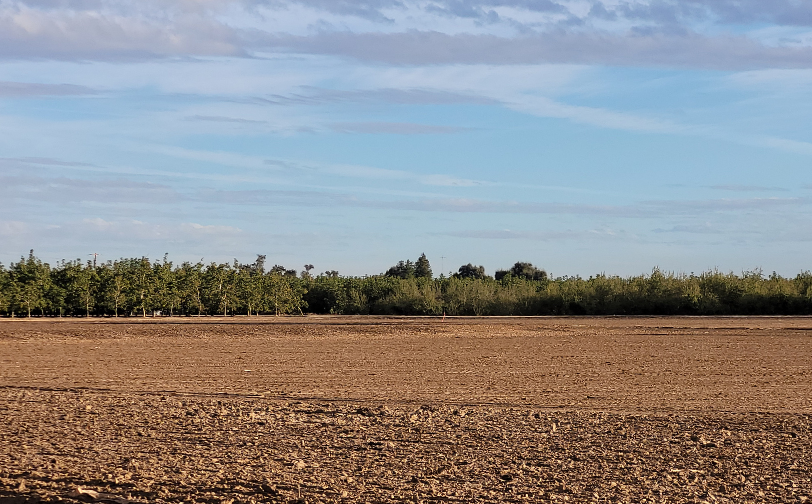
1 317 810 503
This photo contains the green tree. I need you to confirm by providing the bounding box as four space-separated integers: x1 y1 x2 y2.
385 260 415 279
0 263 10 315
131 257 156 317
415 253 432 279
153 255 180 316
102 260 131 317
61 260 98 317
496 262 547 281
203 262 238 316
9 250 51 317
266 271 306 315
177 261 205 315
453 263 488 280
238 255 267 316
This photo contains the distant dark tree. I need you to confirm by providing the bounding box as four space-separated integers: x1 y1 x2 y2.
386 260 415 279
497 262 548 281
454 263 488 280
513 262 547 281
270 264 297 277
323 270 339 278
415 253 432 279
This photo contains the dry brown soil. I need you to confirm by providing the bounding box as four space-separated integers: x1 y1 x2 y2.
0 316 810 503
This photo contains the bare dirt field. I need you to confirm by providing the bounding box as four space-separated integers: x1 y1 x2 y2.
1 317 810 503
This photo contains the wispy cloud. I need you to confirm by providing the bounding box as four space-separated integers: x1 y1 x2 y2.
234 87 499 107
0 175 182 205
202 188 811 217
0 1 811 70
259 31 812 70
652 223 717 234
185 115 267 125
0 157 95 167
328 121 468 134
438 228 630 241
0 81 97 97
264 157 488 186
80 217 241 240
0 220 27 237
709 184 788 192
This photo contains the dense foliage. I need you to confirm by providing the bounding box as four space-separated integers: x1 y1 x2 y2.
2 251 812 317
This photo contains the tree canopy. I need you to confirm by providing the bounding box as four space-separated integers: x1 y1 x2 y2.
495 262 548 281
454 263 488 280
2 251 812 317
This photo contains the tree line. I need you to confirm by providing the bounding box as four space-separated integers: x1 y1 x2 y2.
2 251 812 317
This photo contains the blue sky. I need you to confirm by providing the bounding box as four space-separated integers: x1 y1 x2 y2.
2 0 812 277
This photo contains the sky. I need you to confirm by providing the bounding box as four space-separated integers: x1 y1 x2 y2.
2 0 812 277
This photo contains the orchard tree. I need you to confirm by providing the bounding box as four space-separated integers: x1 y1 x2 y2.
238 255 267 316
153 255 180 315
0 263 10 315
177 261 205 316
203 262 238 316
131 257 156 317
9 250 51 317
266 270 306 315
62 260 98 317
101 260 131 317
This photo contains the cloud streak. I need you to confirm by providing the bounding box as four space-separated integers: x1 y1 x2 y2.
0 175 182 205
0 81 97 97
202 188 810 218
328 121 468 134
0 1 811 70
260 31 812 70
